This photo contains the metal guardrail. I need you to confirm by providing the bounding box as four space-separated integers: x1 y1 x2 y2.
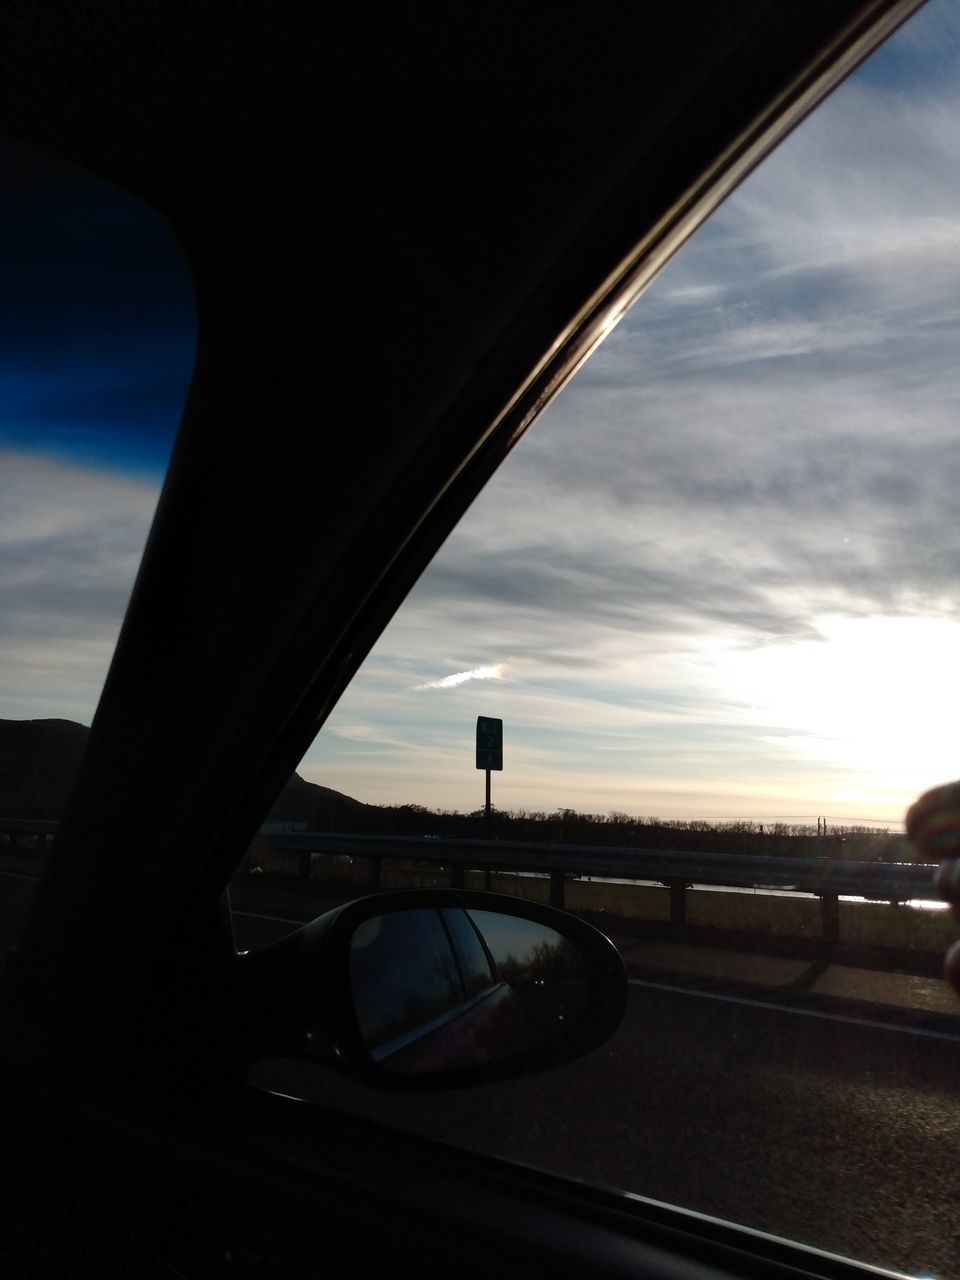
1 819 940 942
249 830 941 941
250 830 937 898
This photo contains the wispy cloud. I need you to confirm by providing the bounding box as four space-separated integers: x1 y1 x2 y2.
413 663 506 691
0 450 159 720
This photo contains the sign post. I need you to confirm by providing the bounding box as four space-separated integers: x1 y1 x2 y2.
476 717 503 866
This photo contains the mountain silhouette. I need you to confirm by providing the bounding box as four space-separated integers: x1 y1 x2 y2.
0 718 368 826
0 718 89 819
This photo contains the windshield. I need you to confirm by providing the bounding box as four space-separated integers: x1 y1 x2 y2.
0 141 193 950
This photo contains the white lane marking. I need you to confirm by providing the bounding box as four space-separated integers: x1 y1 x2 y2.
5 878 953 1044
629 977 960 1043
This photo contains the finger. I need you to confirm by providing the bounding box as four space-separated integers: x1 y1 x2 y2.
906 781 960 839
906 781 960 860
907 787 960 1004
934 859 960 904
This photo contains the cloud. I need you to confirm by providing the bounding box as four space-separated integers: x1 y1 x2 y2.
0 450 159 721
0 142 191 721
413 663 506 690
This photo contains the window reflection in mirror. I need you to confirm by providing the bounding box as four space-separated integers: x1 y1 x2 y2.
349 908 586 1074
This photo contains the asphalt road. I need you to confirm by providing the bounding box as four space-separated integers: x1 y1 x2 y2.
253 982 960 1278
232 890 960 1279
4 871 960 1275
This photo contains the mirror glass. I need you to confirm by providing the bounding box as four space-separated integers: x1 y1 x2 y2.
349 907 588 1074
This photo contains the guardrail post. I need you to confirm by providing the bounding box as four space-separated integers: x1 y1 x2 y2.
550 872 564 909
821 891 839 945
245 831 938 926
669 880 686 926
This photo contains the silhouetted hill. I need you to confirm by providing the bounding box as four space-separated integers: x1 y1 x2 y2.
0 718 90 819
266 771 371 828
0 718 370 827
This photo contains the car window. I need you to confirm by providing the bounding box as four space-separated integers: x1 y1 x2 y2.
441 907 497 997
351 909 467 1054
244 2 960 1274
0 141 194 960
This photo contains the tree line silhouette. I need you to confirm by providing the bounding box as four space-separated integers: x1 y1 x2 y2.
306 799 910 863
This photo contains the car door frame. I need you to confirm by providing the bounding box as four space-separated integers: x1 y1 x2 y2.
0 2 929 1275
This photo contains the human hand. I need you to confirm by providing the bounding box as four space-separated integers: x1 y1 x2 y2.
905 781 960 993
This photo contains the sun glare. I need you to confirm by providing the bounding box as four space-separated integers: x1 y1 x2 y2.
716 615 960 799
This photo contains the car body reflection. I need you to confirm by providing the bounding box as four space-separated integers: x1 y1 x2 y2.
350 908 588 1074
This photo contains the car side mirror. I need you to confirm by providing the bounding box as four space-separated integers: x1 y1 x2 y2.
239 890 627 1090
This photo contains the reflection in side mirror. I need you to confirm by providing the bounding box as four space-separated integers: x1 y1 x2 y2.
350 908 587 1074
241 889 627 1092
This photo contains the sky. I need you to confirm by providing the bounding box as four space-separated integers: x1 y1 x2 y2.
0 140 194 724
4 0 960 828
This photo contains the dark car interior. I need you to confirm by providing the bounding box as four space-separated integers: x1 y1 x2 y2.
0 1 926 1276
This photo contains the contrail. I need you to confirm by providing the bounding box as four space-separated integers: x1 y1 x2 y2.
413 663 505 690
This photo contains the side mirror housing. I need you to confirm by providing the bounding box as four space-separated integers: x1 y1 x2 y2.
239 890 627 1091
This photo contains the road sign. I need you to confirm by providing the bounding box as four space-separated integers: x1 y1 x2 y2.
476 716 503 771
